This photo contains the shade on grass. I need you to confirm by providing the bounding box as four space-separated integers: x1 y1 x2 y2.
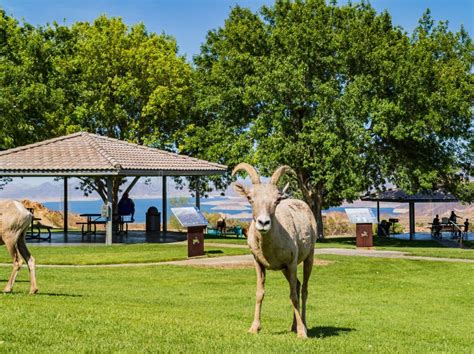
0 244 250 265
0 255 472 352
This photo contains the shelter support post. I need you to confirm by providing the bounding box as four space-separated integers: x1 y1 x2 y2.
376 201 380 224
63 177 68 239
106 177 113 245
195 177 200 210
409 201 415 241
162 176 167 236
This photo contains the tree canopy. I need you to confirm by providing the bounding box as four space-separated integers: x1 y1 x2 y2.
183 0 473 237
0 11 193 208
0 2 472 237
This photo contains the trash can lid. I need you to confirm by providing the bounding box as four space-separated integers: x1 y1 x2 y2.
146 206 159 215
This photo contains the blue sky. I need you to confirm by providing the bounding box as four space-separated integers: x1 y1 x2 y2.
1 0 472 59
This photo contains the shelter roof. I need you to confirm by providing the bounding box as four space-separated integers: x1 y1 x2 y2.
0 132 227 177
361 189 458 203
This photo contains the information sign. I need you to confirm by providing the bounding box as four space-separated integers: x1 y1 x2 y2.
171 207 209 227
345 208 377 224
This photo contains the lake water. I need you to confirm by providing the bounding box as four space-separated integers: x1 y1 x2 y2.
44 197 399 223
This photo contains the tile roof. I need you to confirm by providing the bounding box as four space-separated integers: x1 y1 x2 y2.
0 132 227 176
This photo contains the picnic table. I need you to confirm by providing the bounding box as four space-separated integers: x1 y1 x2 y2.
429 222 463 239
77 213 106 238
77 213 133 238
26 208 52 242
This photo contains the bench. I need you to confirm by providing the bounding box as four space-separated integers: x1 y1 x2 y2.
206 226 245 238
27 222 53 242
77 220 107 239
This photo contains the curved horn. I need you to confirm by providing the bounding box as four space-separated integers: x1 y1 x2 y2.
232 163 261 184
270 165 294 185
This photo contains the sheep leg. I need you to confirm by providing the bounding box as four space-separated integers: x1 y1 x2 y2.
302 254 314 327
283 266 307 338
249 260 266 334
3 241 23 293
288 278 301 332
17 235 38 294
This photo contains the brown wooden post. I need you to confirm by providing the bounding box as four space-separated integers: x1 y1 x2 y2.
356 223 373 248
187 226 205 257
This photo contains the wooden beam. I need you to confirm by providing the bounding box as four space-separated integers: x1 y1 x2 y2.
123 176 140 196
409 201 415 241
162 176 167 236
195 177 201 210
106 177 113 245
64 177 68 239
376 201 380 224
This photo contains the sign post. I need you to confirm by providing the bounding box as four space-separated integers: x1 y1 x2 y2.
171 207 208 257
345 208 376 248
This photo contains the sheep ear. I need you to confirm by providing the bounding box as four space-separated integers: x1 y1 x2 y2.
280 182 290 199
234 182 249 197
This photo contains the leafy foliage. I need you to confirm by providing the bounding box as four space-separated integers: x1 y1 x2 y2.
186 1 473 237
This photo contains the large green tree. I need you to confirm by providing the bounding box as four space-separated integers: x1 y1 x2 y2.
62 16 193 209
0 13 194 212
182 0 473 238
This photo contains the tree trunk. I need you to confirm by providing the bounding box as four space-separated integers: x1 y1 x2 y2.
296 170 325 240
312 192 325 240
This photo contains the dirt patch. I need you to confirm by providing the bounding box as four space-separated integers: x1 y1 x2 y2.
314 259 333 266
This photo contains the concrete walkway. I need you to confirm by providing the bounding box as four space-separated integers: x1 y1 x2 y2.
1 247 473 268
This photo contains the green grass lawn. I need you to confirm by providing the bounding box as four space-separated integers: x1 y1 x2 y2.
0 255 472 352
204 234 248 244
317 236 474 260
0 244 249 265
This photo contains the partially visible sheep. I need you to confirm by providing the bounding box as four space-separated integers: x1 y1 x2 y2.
233 163 317 338
0 200 38 294
216 214 227 235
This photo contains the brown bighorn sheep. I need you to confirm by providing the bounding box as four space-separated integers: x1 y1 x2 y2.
233 163 317 338
0 200 38 294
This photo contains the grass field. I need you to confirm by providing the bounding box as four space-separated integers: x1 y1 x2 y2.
0 244 249 265
1 254 472 353
206 234 474 259
317 237 474 259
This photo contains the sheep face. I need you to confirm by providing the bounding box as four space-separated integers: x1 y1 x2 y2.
234 183 287 233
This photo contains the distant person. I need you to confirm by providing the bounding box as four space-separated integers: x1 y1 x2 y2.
464 219 469 234
118 192 135 222
449 210 461 224
378 219 390 237
432 214 441 238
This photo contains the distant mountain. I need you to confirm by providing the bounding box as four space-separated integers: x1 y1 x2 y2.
0 177 218 201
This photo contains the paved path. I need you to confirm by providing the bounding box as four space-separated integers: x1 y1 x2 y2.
1 247 473 268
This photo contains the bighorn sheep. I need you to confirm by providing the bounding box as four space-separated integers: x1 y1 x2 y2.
216 214 227 235
0 200 38 294
233 163 317 338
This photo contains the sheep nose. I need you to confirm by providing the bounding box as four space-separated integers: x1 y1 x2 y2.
257 218 271 227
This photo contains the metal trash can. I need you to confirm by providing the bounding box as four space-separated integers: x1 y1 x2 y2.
146 207 161 233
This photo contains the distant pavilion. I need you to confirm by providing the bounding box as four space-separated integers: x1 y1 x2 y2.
0 132 227 244
362 189 458 240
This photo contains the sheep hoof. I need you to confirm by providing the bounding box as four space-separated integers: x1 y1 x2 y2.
248 323 261 334
29 288 38 295
297 328 308 339
3 289 12 294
